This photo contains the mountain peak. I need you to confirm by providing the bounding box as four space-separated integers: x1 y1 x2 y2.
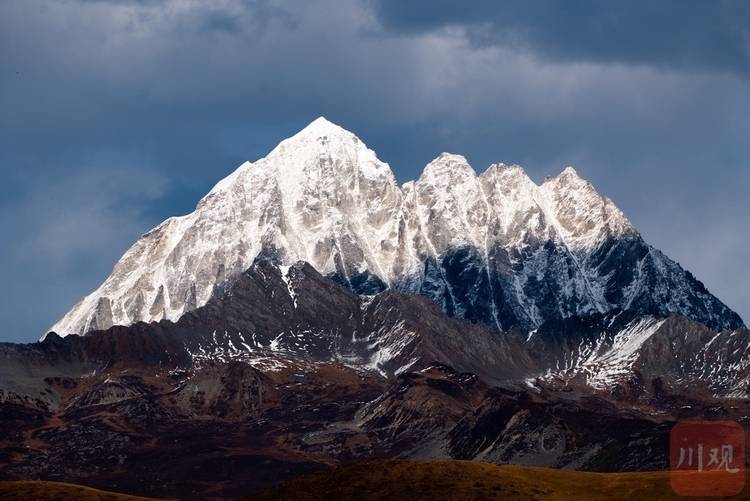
484 162 529 178
269 116 369 164
437 152 468 162
561 165 580 177
420 153 476 182
296 116 353 139
543 165 586 186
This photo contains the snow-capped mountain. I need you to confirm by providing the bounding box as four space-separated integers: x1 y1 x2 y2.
50 117 744 337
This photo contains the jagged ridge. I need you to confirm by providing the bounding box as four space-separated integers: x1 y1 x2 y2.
50 117 744 336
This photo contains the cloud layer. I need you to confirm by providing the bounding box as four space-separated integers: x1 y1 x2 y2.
1 0 748 341
370 0 750 76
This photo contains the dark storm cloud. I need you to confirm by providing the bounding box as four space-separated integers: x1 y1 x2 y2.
0 0 748 341
369 0 750 76
78 0 164 4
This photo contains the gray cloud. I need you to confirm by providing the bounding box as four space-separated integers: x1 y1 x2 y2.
0 164 166 340
368 0 750 77
1 0 748 340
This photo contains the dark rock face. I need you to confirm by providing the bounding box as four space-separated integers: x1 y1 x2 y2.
329 269 388 295
392 237 744 332
358 366 675 472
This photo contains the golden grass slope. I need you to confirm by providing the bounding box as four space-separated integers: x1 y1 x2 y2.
0 481 153 501
4 461 750 500
250 460 750 501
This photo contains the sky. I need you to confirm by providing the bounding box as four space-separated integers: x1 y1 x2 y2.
0 0 748 342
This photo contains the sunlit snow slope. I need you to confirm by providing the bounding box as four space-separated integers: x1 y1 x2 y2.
50 117 744 337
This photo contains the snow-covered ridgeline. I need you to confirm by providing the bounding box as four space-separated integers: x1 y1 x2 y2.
526 314 750 397
49 117 743 337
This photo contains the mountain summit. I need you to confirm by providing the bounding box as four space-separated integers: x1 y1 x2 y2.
50 118 744 337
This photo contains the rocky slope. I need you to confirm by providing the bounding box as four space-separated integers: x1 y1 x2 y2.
50 118 744 337
3 262 750 498
14 261 750 403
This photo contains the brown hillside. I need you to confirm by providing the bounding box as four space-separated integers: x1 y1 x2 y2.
250 460 750 501
0 481 154 501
